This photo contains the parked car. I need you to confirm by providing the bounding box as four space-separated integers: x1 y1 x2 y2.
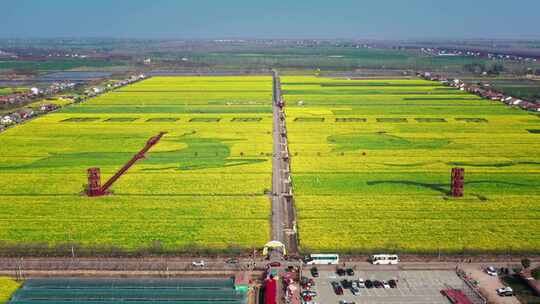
286 254 302 262
267 261 281 268
339 300 356 304
341 279 352 289
388 279 397 288
336 268 346 276
346 268 355 276
365 280 374 289
486 266 498 276
350 286 360 296
310 267 319 277
374 280 383 288
301 290 317 298
331 281 343 295
356 278 365 288
301 280 314 290
192 260 205 267
382 280 391 289
226 258 239 264
496 287 513 297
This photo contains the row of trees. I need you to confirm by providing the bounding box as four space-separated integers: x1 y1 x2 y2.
521 258 540 280
463 62 540 76
463 63 505 75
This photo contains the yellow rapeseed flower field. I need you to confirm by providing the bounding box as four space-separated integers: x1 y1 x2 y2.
0 76 273 253
283 76 540 254
0 277 20 304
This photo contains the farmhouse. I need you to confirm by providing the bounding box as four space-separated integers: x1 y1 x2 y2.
434 73 540 113
30 87 40 95
17 108 34 120
60 95 76 103
92 87 104 94
480 90 504 100
39 103 59 112
520 102 540 112
0 82 76 111
512 99 523 106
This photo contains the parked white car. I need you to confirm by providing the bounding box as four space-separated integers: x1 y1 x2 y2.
485 266 497 276
192 260 205 267
496 287 513 297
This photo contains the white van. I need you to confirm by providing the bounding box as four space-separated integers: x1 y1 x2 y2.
369 254 399 265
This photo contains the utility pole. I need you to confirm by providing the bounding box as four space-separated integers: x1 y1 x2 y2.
17 258 23 281
68 228 75 258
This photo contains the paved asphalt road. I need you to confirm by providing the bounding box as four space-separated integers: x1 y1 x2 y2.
271 71 285 246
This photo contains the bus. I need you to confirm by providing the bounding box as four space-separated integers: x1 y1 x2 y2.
303 254 339 265
369 254 400 265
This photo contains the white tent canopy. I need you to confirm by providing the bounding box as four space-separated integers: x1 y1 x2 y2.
262 240 287 256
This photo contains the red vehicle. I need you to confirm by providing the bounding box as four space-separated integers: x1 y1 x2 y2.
331 281 344 295
301 279 316 290
441 289 473 304
267 261 281 268
265 278 277 304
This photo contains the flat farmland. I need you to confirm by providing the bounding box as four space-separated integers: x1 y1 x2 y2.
282 76 540 254
0 76 272 253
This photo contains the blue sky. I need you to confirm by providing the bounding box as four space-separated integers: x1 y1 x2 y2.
2 0 539 39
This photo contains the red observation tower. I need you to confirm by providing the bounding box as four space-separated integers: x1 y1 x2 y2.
451 167 465 197
85 132 167 197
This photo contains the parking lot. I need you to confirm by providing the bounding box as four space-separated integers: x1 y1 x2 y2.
303 268 470 304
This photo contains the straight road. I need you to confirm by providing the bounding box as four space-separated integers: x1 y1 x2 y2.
271 71 285 246
270 71 299 258
1 258 535 272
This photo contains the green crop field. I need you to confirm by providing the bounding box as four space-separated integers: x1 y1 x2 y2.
0 76 272 254
0 87 27 96
0 59 126 71
282 76 540 254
